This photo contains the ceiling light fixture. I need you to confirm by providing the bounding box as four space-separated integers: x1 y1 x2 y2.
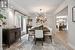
0 0 8 8
36 9 47 25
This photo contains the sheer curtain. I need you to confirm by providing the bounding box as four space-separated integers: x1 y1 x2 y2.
23 18 27 33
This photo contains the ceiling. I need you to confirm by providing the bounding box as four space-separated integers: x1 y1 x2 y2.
9 0 65 15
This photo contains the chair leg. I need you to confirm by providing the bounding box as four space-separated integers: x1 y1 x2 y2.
51 36 52 43
42 38 43 46
34 38 43 45
28 36 29 41
49 36 52 43
35 38 36 45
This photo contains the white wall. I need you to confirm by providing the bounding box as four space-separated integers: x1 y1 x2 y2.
47 14 56 32
6 8 22 28
7 8 15 28
54 0 68 15
56 7 68 16
68 0 75 49
0 27 2 50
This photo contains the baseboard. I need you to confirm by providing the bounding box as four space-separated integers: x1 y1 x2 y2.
68 42 75 50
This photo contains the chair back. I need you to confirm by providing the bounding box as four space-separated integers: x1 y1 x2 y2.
49 28 52 35
35 30 43 38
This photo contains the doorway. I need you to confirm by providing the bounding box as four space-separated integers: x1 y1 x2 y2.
56 7 68 31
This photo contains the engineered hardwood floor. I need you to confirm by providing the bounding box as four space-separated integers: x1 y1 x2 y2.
4 31 73 50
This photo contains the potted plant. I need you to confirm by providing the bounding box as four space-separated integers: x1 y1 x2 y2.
0 14 6 27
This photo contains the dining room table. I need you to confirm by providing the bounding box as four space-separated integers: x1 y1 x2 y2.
28 25 50 41
28 25 50 33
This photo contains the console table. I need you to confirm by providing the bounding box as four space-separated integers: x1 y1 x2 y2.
2 28 21 48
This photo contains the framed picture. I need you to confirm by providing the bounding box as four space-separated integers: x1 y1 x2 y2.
72 6 75 22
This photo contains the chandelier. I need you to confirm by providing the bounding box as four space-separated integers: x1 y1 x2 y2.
36 9 47 24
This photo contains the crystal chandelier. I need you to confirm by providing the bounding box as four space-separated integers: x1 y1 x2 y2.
36 9 47 24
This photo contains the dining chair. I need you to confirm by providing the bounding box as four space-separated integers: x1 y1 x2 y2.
44 28 52 42
28 28 34 41
34 30 44 45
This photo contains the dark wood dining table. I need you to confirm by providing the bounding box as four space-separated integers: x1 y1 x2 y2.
28 26 50 41
28 26 50 34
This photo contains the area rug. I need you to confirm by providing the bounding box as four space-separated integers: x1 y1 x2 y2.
5 35 68 50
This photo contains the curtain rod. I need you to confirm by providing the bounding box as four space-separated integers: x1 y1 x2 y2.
14 9 27 16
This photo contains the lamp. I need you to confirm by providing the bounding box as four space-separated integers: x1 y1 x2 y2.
0 0 8 8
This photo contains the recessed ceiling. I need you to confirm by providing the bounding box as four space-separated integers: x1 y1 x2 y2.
9 0 65 15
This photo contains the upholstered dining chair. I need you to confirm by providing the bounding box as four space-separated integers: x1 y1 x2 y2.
28 28 35 41
44 28 53 42
34 30 44 45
